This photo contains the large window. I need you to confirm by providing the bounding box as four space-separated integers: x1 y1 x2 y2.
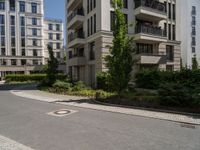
166 45 174 61
56 24 60 31
48 24 53 30
0 2 5 10
10 16 15 25
0 15 5 24
31 3 37 13
11 26 15 36
32 28 37 36
56 33 60 40
19 1 25 12
20 16 25 26
89 42 95 60
32 18 37 25
49 33 53 40
10 0 15 11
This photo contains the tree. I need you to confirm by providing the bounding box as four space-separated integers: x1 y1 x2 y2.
46 45 59 86
192 54 199 70
105 0 134 96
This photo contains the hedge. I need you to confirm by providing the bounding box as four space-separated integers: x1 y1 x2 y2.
5 74 67 82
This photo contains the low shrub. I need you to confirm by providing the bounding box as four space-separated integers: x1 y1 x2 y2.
5 74 68 83
53 80 72 91
96 72 112 91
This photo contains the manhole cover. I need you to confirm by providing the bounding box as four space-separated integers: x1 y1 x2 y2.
47 109 77 117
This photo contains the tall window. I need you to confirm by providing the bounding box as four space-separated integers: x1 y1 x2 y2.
32 28 37 36
110 11 115 31
33 49 37 56
0 15 5 24
123 0 128 9
31 3 37 13
56 24 60 31
192 6 196 15
90 16 93 35
20 16 25 26
166 45 174 61
172 25 175 40
32 18 37 25
94 14 96 33
32 39 37 46
89 42 95 60
168 3 171 19
168 24 171 40
56 33 60 40
172 4 175 20
10 0 15 11
49 33 53 40
48 24 53 30
19 1 25 12
0 2 5 10
11 26 15 36
87 19 90 36
10 16 15 25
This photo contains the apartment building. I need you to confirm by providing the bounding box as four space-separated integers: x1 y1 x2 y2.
176 0 200 67
0 0 44 78
44 19 64 64
66 0 181 87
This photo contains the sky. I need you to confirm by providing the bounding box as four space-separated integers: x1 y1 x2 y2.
44 0 66 43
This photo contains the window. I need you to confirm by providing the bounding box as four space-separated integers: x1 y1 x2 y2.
21 38 25 47
11 38 15 47
32 18 37 25
87 19 90 36
1 26 5 35
1 37 5 47
10 0 15 11
32 28 37 36
172 25 175 40
192 37 196 46
1 48 6 56
168 24 171 40
89 42 95 60
21 27 25 36
192 6 196 15
32 39 37 46
11 26 15 36
10 16 15 25
172 4 175 20
166 45 174 61
21 49 25 56
168 3 171 19
11 48 16 56
21 60 26 65
56 33 60 40
136 43 153 54
110 11 115 31
94 14 96 33
11 59 17 66
48 42 53 48
31 3 37 13
19 1 25 12
33 60 39 65
90 16 93 35
166 65 174 71
33 49 37 56
0 2 5 10
49 33 53 40
48 24 53 30
123 0 128 9
87 0 89 14
192 27 196 35
0 15 5 24
56 24 60 31
192 16 196 25
192 47 196 53
20 16 25 26
56 43 60 49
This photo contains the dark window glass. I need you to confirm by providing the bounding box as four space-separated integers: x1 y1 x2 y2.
10 16 15 25
0 15 5 24
20 16 25 26
31 3 37 13
32 18 37 25
0 2 5 10
19 1 25 12
94 14 96 33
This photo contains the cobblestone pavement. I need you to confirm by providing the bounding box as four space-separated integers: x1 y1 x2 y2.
11 84 200 125
0 135 34 150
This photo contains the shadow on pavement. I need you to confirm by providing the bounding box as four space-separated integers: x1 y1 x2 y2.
0 83 37 91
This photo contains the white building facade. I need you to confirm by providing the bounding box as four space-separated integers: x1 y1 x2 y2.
44 19 64 64
0 0 65 79
66 0 181 87
177 0 200 67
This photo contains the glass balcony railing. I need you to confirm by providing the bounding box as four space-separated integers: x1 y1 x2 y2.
134 0 166 13
135 24 167 37
68 8 84 23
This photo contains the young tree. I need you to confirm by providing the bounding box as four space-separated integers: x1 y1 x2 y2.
192 54 199 70
106 0 134 96
46 45 59 86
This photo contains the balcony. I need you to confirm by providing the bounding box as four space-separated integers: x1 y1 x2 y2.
67 9 84 30
134 24 167 43
137 53 167 64
68 31 85 48
67 0 83 12
68 56 86 66
134 0 167 22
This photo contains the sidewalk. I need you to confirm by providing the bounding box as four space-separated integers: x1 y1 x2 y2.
11 84 200 125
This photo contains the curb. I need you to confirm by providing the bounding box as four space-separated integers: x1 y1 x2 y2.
93 99 200 118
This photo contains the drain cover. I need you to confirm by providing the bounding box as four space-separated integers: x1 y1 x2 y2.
47 109 77 117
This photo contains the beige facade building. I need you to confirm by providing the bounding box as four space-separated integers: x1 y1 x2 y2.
66 0 181 87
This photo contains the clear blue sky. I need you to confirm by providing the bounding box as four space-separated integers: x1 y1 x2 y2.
44 0 66 43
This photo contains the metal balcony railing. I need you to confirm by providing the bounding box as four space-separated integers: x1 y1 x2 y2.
135 24 166 37
134 0 166 13
68 8 84 23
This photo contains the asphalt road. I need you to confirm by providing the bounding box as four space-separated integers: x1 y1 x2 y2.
0 84 200 150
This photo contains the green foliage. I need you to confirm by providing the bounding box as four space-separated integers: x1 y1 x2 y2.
159 83 200 108
96 72 112 91
106 0 134 95
5 74 46 82
72 81 87 91
46 45 59 86
52 80 72 91
5 74 68 83
192 54 199 70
